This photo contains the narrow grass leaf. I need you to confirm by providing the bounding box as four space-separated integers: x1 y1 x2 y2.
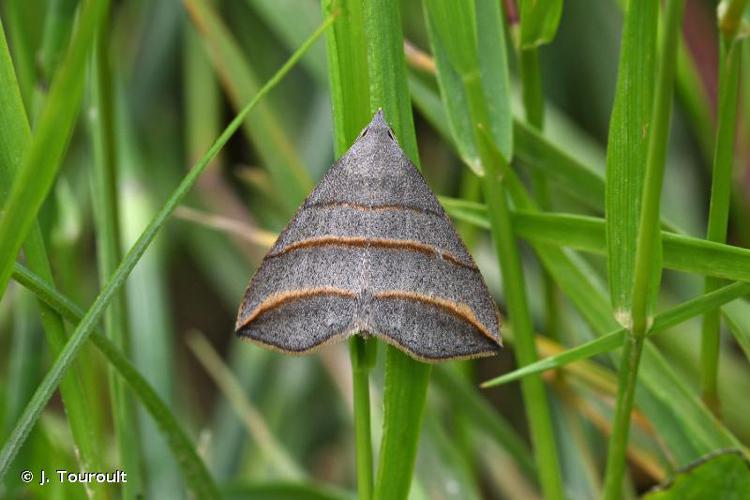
0 0 109 299
483 282 750 387
722 300 750 362
442 204 750 288
0 14 109 496
424 1 564 495
465 139 742 465
519 0 564 49
0 17 333 480
364 2 431 499
604 0 658 320
423 0 512 173
700 18 747 409
322 0 374 497
10 262 220 498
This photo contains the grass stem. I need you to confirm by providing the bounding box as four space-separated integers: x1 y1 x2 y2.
465 71 564 498
321 0 374 496
603 0 686 496
700 27 745 415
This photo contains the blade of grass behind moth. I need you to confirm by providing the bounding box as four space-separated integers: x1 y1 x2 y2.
186 332 305 479
440 203 750 284
424 0 564 497
700 1 748 414
87 21 143 497
517 0 564 50
0 0 109 300
0 16 334 480
516 5 564 400
363 1 431 499
0 17 109 497
184 0 312 214
412 69 688 234
722 299 750 363
471 137 743 466
409 65 604 216
10 263 221 499
604 0 659 325
482 282 750 387
321 0 375 497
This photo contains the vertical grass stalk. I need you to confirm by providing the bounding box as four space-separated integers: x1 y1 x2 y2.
466 74 564 500
0 18 108 497
363 1 431 499
700 0 749 415
602 0 686 496
519 42 560 340
321 0 374 497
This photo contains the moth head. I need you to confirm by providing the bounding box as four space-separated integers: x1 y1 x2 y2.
358 109 397 142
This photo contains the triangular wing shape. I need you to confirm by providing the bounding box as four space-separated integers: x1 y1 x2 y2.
236 111 501 361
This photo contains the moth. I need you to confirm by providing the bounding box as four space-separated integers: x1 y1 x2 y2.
236 110 501 362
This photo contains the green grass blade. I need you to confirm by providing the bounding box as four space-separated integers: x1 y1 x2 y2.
321 0 371 153
0 15 109 497
0 21 30 181
441 204 750 290
700 24 747 411
422 0 511 174
722 300 750 363
482 282 750 387
321 0 374 496
604 0 658 320
0 16 333 480
373 348 431 500
364 2 431 499
604 0 686 495
518 0 564 49
0 0 109 299
425 0 563 496
455 134 742 466
8 264 221 498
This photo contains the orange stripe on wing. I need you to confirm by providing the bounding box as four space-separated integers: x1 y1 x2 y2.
236 287 356 331
374 290 499 344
